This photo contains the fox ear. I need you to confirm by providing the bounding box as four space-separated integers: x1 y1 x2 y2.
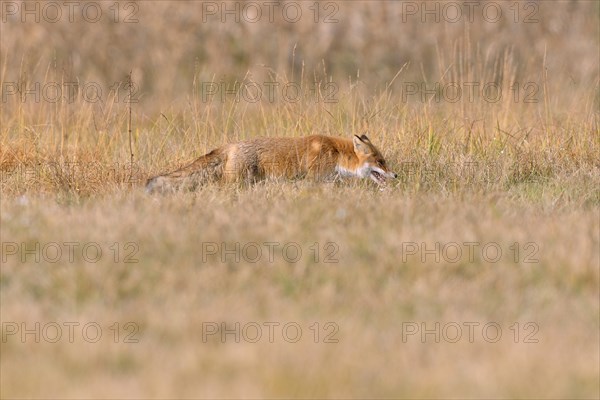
360 134 370 142
353 135 372 155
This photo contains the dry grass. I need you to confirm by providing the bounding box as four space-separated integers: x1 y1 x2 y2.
1 1 599 399
1 190 599 398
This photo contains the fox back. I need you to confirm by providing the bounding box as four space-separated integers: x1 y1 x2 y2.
145 134 395 193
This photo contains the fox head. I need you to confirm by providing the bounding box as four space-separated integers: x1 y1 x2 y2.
352 134 397 184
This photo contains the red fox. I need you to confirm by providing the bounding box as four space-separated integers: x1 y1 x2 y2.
145 134 396 193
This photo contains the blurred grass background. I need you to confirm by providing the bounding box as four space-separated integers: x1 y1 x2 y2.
1 1 598 196
3 0 598 104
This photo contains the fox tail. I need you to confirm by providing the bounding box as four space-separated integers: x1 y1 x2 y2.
145 148 226 194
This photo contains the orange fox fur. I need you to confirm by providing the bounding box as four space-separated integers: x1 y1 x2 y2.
146 134 396 193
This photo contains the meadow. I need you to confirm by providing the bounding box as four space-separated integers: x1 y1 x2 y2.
1 1 599 398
